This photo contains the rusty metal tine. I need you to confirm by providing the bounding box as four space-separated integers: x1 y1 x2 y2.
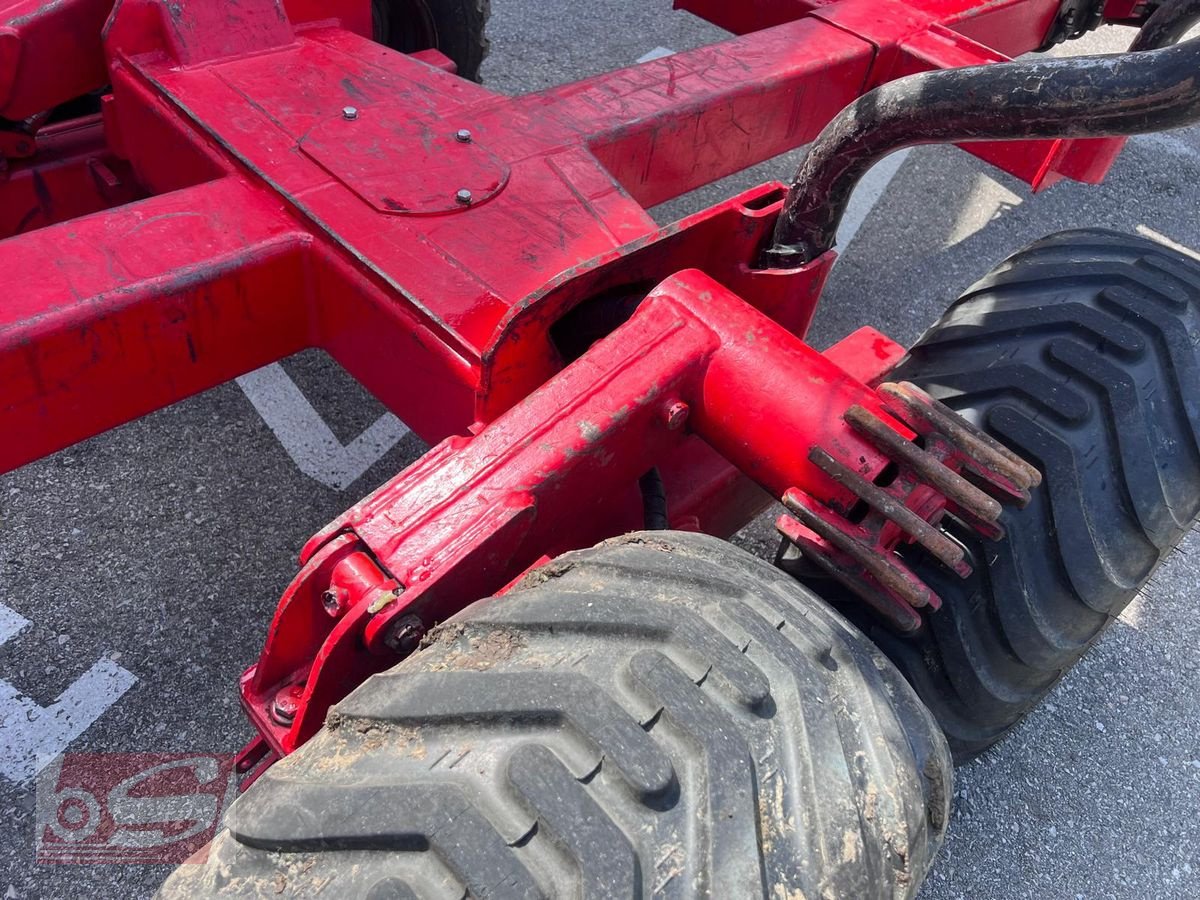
808 447 966 570
881 382 1042 489
776 520 923 633
845 405 1003 523
944 501 1006 541
781 491 934 609
894 381 1040 484
922 431 1033 510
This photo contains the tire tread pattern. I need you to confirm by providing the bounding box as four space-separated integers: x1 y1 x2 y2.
160 533 950 899
869 229 1200 759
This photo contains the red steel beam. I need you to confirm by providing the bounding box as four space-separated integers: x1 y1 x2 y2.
2 0 879 467
0 177 311 470
0 114 143 236
1 0 1133 469
109 6 873 344
552 18 873 207
677 0 1130 188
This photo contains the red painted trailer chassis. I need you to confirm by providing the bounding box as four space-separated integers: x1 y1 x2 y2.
0 0 1146 777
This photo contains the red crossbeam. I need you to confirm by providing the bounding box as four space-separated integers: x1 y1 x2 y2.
2 0 1130 468
0 178 310 469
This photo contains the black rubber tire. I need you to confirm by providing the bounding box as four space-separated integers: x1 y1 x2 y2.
865 228 1200 761
160 532 951 898
372 0 491 82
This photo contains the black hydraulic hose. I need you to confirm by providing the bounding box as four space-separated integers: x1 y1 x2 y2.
766 0 1200 266
1131 0 1200 50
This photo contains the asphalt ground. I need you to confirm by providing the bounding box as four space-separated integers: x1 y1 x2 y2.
2 4 1199 898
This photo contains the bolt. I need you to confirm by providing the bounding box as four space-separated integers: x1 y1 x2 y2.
384 614 425 654
664 400 690 430
342 106 359 120
454 128 473 143
269 684 303 726
455 188 473 205
321 588 346 618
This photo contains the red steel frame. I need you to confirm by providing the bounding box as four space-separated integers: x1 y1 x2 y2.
0 0 1141 772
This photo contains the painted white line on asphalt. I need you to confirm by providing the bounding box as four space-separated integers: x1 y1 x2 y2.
834 149 912 253
236 363 410 491
0 602 137 785
1137 225 1200 262
637 46 676 63
943 172 1024 249
0 604 29 645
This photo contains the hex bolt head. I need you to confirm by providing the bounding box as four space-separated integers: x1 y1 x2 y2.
664 400 690 430
342 106 359 120
269 684 303 726
455 129 473 143
455 188 473 205
385 615 426 654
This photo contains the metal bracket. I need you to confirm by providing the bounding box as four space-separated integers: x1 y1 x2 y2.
1039 0 1106 48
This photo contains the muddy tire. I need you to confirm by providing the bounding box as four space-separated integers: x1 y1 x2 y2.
865 229 1200 761
372 0 491 82
160 532 950 898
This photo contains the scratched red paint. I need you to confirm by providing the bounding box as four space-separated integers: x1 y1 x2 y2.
0 0 1119 767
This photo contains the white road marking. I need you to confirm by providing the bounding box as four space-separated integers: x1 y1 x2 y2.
1136 225 1200 262
834 149 912 252
0 604 29 645
236 364 410 491
943 172 1024 249
637 46 676 63
0 602 137 785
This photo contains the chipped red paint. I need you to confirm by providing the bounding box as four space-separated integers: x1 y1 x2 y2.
2 0 1125 763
